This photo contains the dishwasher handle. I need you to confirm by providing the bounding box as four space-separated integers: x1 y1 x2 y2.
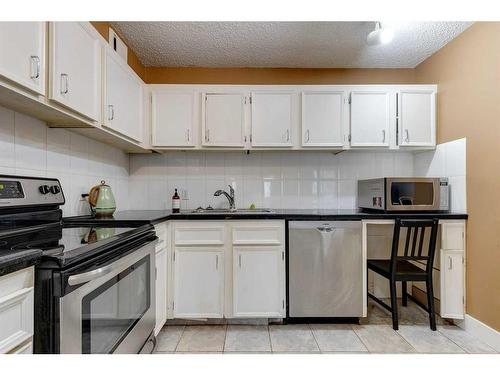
316 223 335 232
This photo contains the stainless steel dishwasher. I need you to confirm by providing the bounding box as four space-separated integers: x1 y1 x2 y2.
289 221 363 318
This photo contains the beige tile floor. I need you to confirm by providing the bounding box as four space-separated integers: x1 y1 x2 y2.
154 300 498 354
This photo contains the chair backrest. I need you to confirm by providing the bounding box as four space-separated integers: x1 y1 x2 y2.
390 219 439 273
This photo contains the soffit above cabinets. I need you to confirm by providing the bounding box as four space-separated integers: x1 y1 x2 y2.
111 21 472 68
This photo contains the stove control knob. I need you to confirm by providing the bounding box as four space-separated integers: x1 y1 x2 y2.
49 185 61 194
39 185 50 195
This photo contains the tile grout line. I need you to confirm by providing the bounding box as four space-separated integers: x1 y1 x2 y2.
173 325 186 352
268 324 274 353
222 324 228 352
437 327 497 354
308 324 323 353
351 324 373 354
350 324 371 353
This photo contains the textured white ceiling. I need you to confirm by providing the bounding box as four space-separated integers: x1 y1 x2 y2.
111 21 472 68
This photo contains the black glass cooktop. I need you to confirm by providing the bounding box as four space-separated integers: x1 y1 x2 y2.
0 223 152 268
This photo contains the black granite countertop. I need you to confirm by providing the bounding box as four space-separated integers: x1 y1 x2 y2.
64 209 468 226
0 248 42 277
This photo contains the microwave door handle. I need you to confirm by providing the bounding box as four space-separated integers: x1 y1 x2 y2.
67 264 115 286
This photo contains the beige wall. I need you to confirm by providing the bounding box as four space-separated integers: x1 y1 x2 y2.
415 22 500 331
91 22 146 81
144 67 415 84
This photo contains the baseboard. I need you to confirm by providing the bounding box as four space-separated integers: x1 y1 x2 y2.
454 314 500 352
411 285 441 312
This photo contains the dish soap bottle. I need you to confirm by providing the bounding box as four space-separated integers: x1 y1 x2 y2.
172 188 180 213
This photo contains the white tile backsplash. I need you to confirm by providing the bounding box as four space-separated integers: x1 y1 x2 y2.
414 138 467 212
130 150 415 211
0 105 130 216
1 105 466 214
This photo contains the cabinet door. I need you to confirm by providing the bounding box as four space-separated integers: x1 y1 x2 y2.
152 92 195 147
399 90 436 147
173 248 224 318
251 92 293 147
350 91 391 147
0 22 45 95
302 91 345 147
233 247 285 318
104 49 143 142
440 250 465 319
49 22 100 121
203 93 245 147
155 248 167 335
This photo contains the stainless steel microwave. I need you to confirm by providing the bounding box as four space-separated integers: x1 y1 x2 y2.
358 177 450 212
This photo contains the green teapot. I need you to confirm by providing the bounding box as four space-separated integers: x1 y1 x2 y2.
88 180 116 217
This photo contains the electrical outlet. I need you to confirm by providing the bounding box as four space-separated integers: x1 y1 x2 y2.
181 189 189 200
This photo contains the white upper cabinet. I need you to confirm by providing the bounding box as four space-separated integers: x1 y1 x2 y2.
103 48 143 142
202 93 245 147
398 89 436 147
0 22 45 95
251 92 293 147
301 91 345 147
350 91 392 147
233 247 285 318
152 92 195 147
49 22 100 121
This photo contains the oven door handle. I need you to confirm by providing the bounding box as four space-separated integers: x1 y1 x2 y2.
67 264 115 286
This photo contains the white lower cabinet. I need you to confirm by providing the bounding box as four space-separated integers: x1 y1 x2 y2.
233 247 285 317
439 221 466 319
170 220 285 320
173 248 224 318
0 267 34 354
440 249 465 319
155 247 167 334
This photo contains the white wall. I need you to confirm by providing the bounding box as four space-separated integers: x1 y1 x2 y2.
129 151 415 210
414 138 467 212
0 105 130 217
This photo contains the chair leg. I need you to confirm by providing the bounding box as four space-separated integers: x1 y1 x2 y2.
426 278 437 331
402 281 408 307
389 279 399 330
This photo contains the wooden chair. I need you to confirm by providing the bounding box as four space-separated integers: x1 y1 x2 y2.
367 218 439 330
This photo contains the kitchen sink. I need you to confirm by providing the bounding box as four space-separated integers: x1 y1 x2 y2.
191 208 275 214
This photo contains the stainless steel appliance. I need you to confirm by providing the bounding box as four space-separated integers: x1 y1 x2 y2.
358 177 449 212
0 175 157 354
288 221 363 318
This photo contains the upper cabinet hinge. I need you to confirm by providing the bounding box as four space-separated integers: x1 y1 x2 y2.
244 97 247 104
348 93 352 105
281 251 284 261
249 96 252 104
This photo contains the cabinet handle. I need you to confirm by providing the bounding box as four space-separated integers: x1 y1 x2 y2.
448 256 453 270
206 129 210 142
405 129 410 143
286 129 290 142
108 105 114 121
382 129 386 143
215 254 219 270
186 129 190 142
60 73 69 94
244 135 247 143
238 254 242 268
305 129 310 143
30 55 40 79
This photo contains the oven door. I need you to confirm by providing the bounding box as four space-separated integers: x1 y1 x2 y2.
386 178 439 211
59 241 156 354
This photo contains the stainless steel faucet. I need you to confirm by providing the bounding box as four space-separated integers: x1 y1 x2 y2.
214 185 236 211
